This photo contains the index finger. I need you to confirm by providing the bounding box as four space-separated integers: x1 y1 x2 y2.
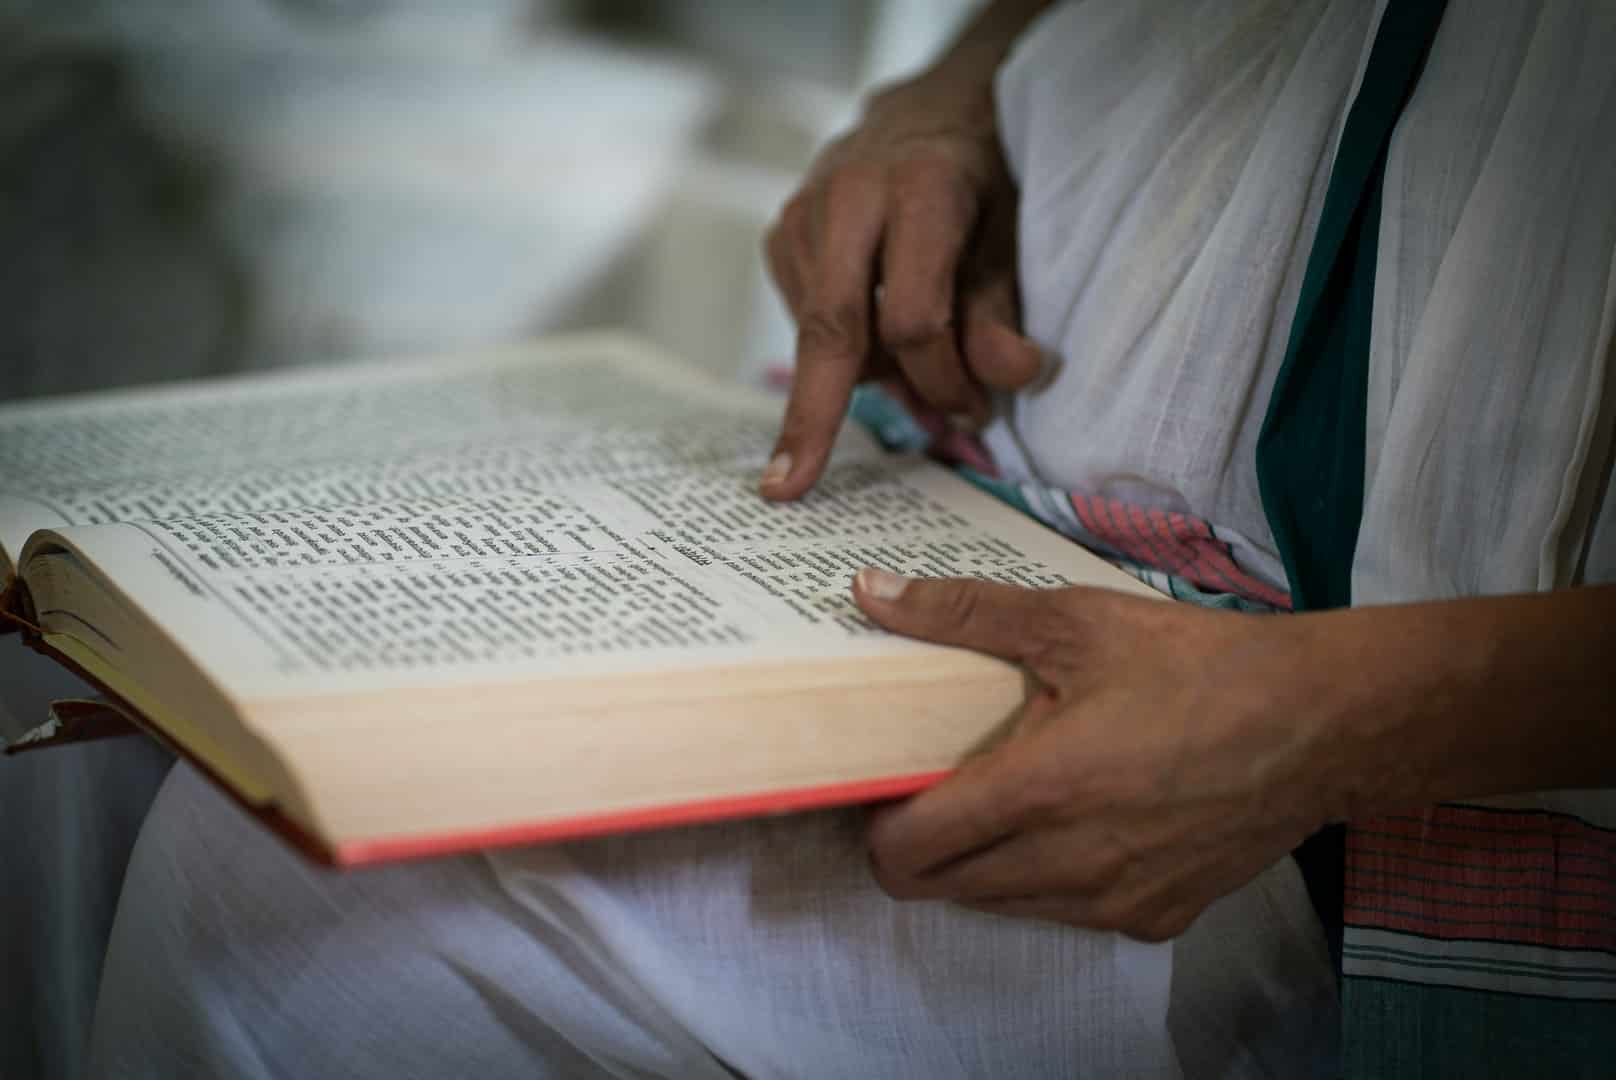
761 171 886 500
868 729 1037 884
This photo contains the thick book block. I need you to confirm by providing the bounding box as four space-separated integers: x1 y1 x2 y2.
0 333 1158 863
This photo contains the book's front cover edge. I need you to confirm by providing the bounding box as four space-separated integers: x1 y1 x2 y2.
12 615 952 868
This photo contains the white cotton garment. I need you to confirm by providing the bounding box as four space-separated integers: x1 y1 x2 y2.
991 0 1616 601
1355 0 1616 602
88 765 1339 1079
987 0 1374 595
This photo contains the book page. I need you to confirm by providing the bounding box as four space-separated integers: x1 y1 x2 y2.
12 332 1158 703
33 458 1158 701
0 335 820 563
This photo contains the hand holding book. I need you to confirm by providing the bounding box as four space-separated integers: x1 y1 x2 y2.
851 565 1616 945
853 568 1328 942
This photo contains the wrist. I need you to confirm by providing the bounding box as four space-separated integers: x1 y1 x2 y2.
1303 607 1478 821
1287 589 1616 822
862 61 997 142
934 0 1055 78
1231 604 1486 830
867 0 1052 123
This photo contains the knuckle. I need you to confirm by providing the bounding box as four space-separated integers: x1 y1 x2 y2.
825 162 884 204
1011 760 1072 822
869 853 921 901
893 156 968 203
797 302 865 358
1131 920 1176 944
779 193 811 230
1079 892 1144 937
958 804 1008 861
1079 900 1128 935
1097 881 1199 942
1021 634 1069 680
1136 906 1195 943
1080 846 1132 894
879 300 955 352
933 580 985 635
1021 594 1089 673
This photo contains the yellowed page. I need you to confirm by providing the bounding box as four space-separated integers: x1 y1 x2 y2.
14 332 1158 716
42 632 276 804
27 454 1157 713
0 333 795 562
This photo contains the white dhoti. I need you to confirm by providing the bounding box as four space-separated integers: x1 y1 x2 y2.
87 765 1335 1078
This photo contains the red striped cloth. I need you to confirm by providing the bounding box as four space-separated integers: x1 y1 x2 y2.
1062 493 1292 609
1346 806 1616 954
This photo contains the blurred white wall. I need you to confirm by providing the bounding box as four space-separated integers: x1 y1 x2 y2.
3 0 979 397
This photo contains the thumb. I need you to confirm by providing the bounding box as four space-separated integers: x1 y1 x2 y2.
852 569 1054 664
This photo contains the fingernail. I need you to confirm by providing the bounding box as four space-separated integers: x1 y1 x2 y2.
761 452 792 489
857 567 909 600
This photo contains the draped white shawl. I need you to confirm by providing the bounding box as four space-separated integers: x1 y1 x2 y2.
989 0 1616 604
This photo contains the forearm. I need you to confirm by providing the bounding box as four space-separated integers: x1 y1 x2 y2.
1294 585 1616 820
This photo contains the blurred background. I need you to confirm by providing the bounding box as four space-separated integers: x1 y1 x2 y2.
2 8 985 1077
1 0 981 401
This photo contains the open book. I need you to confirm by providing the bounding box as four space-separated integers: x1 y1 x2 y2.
1 334 1158 864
